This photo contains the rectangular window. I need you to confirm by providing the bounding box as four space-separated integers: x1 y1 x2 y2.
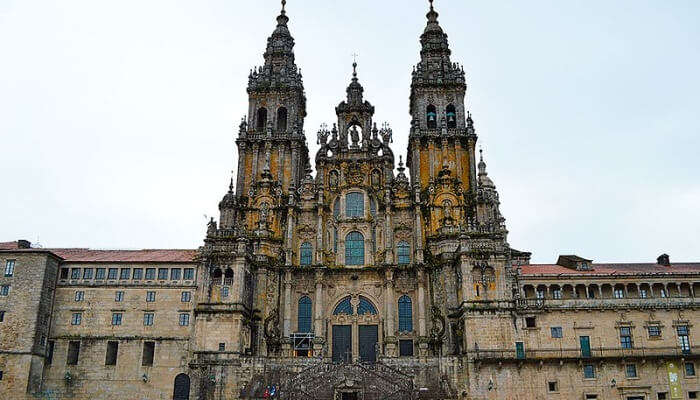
83 268 93 279
551 327 563 338
584 364 596 379
111 313 122 326
95 268 106 279
4 260 15 277
345 192 364 217
525 317 536 328
60 268 69 279
0 311 5 322
67 341 80 365
689 391 698 399
146 291 156 302
145 268 156 280
648 326 661 338
71 313 82 325
0 285 9 296
536 290 545 299
181 292 191 302
218 342 226 351
143 313 154 326
678 325 691 353
399 340 414 357
171 268 181 280
620 327 633 349
625 364 637 378
221 286 230 298
75 291 84 302
158 268 168 280
585 396 598 400
105 341 118 366
71 268 81 279
120 268 130 280
179 313 190 326
47 340 55 364
132 268 143 280
107 268 118 280
184 268 194 280
685 362 696 377
142 341 155 366
115 291 124 302
614 288 625 298
547 381 558 393
657 393 668 400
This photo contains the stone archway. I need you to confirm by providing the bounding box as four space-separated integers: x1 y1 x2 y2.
173 373 190 400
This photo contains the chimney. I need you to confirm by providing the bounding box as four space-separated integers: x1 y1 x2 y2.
17 240 31 249
657 253 670 266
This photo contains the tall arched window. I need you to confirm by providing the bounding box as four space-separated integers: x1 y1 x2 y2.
446 104 456 128
358 296 378 315
277 107 288 132
300 242 312 266
397 241 411 265
298 296 312 332
345 232 365 265
346 192 364 218
211 268 222 285
398 295 413 332
256 108 268 130
369 197 377 217
333 296 353 315
224 268 234 285
426 105 437 129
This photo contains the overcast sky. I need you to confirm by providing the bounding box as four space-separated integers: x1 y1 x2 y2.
1 0 698 263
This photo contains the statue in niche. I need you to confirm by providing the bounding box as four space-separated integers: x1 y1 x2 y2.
329 170 339 191
371 169 381 188
442 200 455 226
349 125 360 147
259 202 270 229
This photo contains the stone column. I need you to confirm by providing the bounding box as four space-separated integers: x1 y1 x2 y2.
385 269 397 357
236 142 247 195
418 268 427 336
314 270 324 335
316 193 324 261
384 188 393 264
283 270 292 337
414 186 424 263
460 255 470 301
467 136 477 193
291 143 299 187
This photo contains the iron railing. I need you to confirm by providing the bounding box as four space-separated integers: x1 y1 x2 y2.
471 345 699 362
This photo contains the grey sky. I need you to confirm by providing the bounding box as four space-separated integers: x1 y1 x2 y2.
1 0 698 263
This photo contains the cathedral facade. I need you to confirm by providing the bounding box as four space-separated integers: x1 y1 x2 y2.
1 2 699 400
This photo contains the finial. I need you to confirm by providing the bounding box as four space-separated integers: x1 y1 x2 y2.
399 155 404 168
479 147 483 162
351 53 358 78
229 171 234 193
281 0 286 13
429 0 434 11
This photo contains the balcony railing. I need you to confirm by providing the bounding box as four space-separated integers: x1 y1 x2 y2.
471 345 699 362
516 297 700 311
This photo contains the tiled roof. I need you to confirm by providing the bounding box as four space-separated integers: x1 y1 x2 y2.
50 248 197 263
0 241 18 250
521 263 700 276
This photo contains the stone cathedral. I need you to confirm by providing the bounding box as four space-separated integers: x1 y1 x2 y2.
1 2 699 400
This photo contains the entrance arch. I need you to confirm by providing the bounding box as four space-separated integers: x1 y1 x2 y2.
173 373 190 400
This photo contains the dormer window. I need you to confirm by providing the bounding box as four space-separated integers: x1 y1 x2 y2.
426 105 437 129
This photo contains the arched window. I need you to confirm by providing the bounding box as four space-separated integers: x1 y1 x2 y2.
333 296 353 315
173 373 191 400
256 108 268 130
358 296 377 315
211 268 222 284
298 296 312 332
426 105 437 129
446 104 456 128
398 295 413 332
333 227 338 252
224 268 234 285
346 192 364 218
300 242 312 266
397 241 411 265
369 197 377 217
277 107 288 132
345 232 365 265
333 197 340 218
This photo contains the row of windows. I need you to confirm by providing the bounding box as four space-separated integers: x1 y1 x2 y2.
70 312 190 327
303 232 411 266
426 104 457 129
74 290 191 303
53 340 157 367
255 107 288 131
60 267 195 282
535 286 675 300
543 324 688 344
576 361 696 380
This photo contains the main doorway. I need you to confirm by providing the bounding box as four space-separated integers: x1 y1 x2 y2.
332 325 352 363
359 325 378 363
